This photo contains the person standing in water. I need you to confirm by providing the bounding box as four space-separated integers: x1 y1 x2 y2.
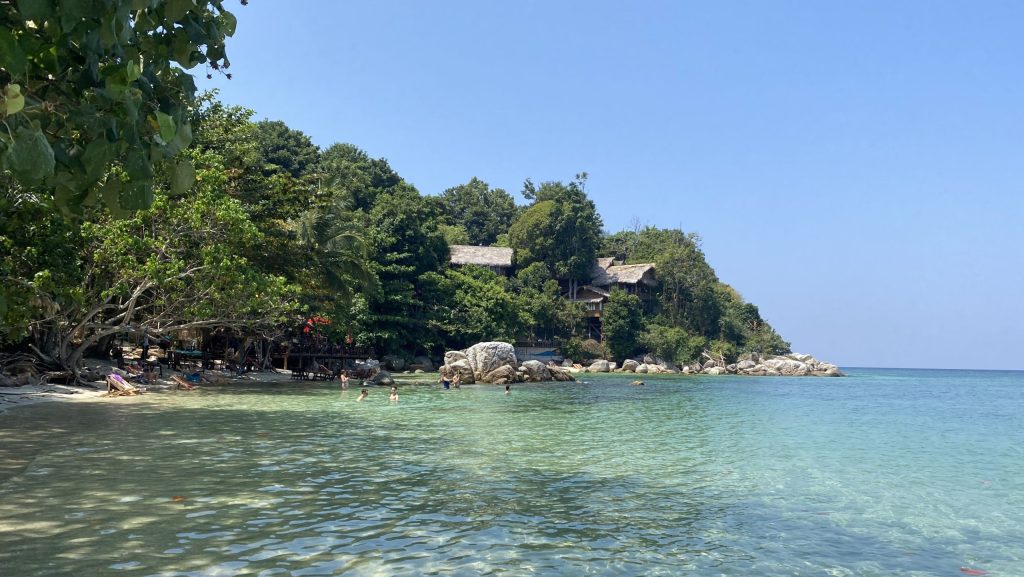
452 371 461 390
389 386 398 402
439 368 451 390
339 372 349 390
357 388 368 402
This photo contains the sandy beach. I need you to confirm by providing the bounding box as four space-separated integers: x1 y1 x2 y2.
0 362 293 414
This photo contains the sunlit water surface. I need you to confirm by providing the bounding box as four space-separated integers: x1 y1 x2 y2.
1 368 1022 576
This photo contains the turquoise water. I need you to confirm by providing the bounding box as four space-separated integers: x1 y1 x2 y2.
0 368 1021 576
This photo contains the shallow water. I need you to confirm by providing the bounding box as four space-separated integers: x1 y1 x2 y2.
0 369 1021 576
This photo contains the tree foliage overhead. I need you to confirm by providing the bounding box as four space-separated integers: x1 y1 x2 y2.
433 177 518 246
0 0 238 214
508 174 602 296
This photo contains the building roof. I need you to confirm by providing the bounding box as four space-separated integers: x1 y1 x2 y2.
449 245 513 267
596 257 616 270
592 263 656 286
574 285 611 303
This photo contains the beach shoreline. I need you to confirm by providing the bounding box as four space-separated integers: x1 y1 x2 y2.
0 359 296 414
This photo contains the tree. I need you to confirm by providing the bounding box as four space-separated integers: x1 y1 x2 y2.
602 290 643 361
434 177 518 246
1 0 239 213
423 266 526 349
23 148 296 379
359 185 448 354
320 143 401 213
292 196 377 316
508 174 602 298
639 324 706 365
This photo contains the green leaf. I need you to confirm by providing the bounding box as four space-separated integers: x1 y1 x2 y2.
81 137 114 181
3 84 25 115
163 119 192 156
121 181 154 210
100 178 125 212
164 0 193 21
5 125 55 184
155 111 176 143
15 0 54 21
219 10 237 36
0 29 28 76
169 158 195 196
124 148 152 181
125 59 142 82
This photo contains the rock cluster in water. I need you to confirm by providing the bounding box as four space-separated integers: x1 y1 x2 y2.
566 352 843 377
439 342 575 384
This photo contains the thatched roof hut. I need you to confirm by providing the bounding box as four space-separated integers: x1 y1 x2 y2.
449 245 513 275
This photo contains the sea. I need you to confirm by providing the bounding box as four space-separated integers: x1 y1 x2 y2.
0 368 1021 576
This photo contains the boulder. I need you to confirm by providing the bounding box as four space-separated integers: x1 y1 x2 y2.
635 363 649 374
681 365 691 374
367 370 395 386
520 360 552 382
736 360 757 371
408 355 434 371
588 359 611 373
622 359 640 372
787 353 815 363
549 366 575 382
355 359 380 372
444 350 469 365
482 365 517 384
465 342 518 380
630 380 645 386
705 366 726 375
414 369 425 374
702 359 718 370
738 352 760 363
764 358 802 373
609 362 618 371
448 359 475 384
561 359 574 368
726 364 738 374
382 355 406 371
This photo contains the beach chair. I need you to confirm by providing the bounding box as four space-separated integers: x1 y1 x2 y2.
105 373 140 396
171 375 198 390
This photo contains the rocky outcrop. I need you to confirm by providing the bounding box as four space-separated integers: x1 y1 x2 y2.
520 360 552 382
448 359 475 383
695 352 842 377
367 370 395 386
381 355 406 371
439 341 575 384
588 359 611 373
483 365 517 384
621 359 640 372
444 351 468 366
549 366 574 381
465 342 517 380
408 355 434 371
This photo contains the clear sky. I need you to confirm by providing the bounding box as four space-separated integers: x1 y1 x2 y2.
201 1 1024 370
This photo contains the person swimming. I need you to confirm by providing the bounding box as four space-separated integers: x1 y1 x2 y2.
389 386 398 402
505 384 511 395
357 388 368 402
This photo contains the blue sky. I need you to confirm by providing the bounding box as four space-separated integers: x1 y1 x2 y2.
202 1 1024 369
